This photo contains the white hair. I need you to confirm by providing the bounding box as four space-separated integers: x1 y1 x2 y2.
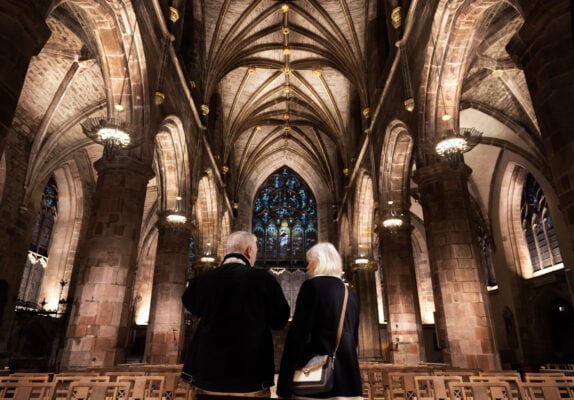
306 242 343 277
226 231 257 254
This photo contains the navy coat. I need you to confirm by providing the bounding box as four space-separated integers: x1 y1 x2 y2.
181 256 290 393
277 276 363 398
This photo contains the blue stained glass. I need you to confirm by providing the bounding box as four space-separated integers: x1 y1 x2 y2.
252 166 317 268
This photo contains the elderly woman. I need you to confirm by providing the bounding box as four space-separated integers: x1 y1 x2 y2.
277 242 363 399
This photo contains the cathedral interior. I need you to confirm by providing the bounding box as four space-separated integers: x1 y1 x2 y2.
1 0 574 379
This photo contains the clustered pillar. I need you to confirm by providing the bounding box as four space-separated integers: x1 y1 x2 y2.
61 155 153 368
378 224 424 364
413 161 500 370
145 216 192 364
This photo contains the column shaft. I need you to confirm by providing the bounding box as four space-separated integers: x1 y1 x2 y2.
379 225 424 364
351 262 383 361
413 162 500 370
145 218 191 364
61 156 153 368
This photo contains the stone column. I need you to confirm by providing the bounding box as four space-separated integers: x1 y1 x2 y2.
0 0 51 154
145 215 191 364
378 224 424 364
61 155 153 369
350 260 383 361
413 161 500 370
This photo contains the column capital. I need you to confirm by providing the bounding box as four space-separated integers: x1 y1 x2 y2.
412 160 471 186
94 155 155 180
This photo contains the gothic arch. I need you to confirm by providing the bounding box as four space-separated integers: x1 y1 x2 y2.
37 164 85 312
196 170 219 256
354 171 374 258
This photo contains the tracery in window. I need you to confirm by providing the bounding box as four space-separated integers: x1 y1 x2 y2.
252 166 317 269
521 173 563 274
18 177 58 307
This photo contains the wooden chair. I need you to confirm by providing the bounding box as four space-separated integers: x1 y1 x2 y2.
117 375 165 400
470 375 522 399
518 381 574 400
6 373 53 382
0 381 57 400
65 381 132 400
53 374 110 399
447 381 512 400
414 375 463 400
162 373 191 400
361 367 387 400
523 373 574 383
388 372 425 400
104 371 146 382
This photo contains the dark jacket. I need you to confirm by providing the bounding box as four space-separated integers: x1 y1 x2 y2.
181 254 290 392
277 276 363 398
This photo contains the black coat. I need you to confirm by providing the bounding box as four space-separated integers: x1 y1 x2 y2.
181 256 290 392
277 276 363 398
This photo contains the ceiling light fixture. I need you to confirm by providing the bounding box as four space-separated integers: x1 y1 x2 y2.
435 127 483 167
382 201 404 229
166 196 187 224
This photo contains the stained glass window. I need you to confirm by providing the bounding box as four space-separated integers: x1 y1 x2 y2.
253 166 317 268
521 173 562 273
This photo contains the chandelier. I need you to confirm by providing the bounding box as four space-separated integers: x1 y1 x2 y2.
381 201 404 230
166 196 187 224
81 117 133 160
435 127 482 167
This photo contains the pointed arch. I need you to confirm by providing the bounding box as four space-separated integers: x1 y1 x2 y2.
353 171 374 258
196 170 219 255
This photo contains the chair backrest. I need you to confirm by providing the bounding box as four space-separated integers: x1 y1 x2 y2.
0 381 57 400
66 381 132 400
470 376 522 399
414 375 463 400
524 373 574 383
104 371 146 382
117 375 165 400
6 373 53 382
53 374 110 399
447 381 512 400
518 382 574 400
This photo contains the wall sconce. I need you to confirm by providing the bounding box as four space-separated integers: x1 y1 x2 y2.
391 7 402 29
169 6 180 23
154 91 165 105
403 98 415 112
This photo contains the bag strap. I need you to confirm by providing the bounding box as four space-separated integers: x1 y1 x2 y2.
332 284 348 359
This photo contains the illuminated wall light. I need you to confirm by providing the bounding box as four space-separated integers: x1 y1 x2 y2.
404 97 415 112
391 6 402 29
442 113 451 121
168 6 180 23
201 104 210 115
362 107 370 118
114 103 125 112
154 91 165 105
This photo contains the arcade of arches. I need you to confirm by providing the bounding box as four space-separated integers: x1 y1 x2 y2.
0 0 573 374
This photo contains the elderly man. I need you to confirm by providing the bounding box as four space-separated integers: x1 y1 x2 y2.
181 230 290 397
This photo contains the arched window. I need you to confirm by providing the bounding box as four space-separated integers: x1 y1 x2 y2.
18 177 58 307
252 166 317 268
521 173 563 274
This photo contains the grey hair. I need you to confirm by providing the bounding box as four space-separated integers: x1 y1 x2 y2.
226 230 257 254
306 242 343 277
